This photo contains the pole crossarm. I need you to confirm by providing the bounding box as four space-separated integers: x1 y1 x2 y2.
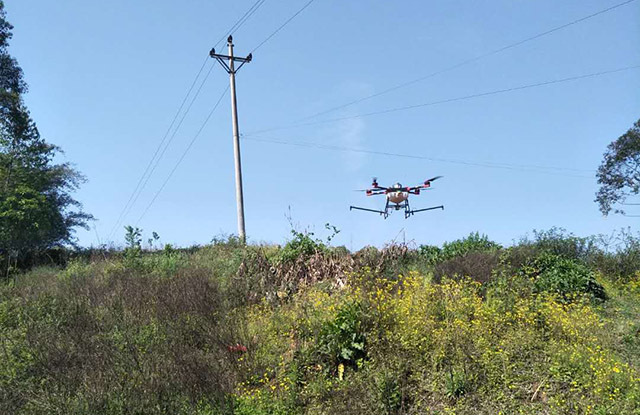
210 36 252 74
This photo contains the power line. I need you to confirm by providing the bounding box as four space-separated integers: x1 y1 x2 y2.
241 135 594 178
117 63 217 226
136 87 230 225
108 1 270 240
135 0 318 231
248 64 640 135
326 65 640 122
214 0 269 48
300 0 639 121
107 58 210 240
251 0 319 53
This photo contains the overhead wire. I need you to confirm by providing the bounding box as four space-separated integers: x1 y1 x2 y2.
117 63 217 226
107 58 209 240
133 0 321 227
241 135 595 178
214 0 268 47
112 0 635 233
318 65 640 122
251 0 318 53
298 0 639 121
136 87 230 225
108 0 270 240
246 64 640 135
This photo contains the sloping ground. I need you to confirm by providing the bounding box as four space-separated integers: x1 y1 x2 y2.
1 234 639 414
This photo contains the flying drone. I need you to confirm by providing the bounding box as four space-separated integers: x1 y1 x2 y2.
350 177 444 219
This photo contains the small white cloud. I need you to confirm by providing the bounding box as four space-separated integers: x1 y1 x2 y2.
316 81 373 171
335 117 366 170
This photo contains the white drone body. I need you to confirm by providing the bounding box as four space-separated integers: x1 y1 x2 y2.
351 178 444 219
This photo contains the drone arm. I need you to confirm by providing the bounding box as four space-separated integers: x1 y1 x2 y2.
407 205 444 215
407 186 432 194
350 206 387 215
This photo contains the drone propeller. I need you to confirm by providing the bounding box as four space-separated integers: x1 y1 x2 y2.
425 176 443 183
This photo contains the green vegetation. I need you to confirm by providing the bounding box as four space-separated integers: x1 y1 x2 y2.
0 1 91 277
2 230 640 414
0 1 637 413
596 117 640 216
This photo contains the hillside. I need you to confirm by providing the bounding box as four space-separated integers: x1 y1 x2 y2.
1 230 640 414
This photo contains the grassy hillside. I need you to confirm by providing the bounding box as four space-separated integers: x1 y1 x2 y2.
1 230 640 414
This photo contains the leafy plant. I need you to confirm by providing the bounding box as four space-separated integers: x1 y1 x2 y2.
123 225 143 268
275 229 326 265
420 232 501 265
147 231 160 250
418 244 442 265
124 226 142 250
516 227 599 263
375 373 402 414
445 369 468 399
317 302 367 371
520 252 607 301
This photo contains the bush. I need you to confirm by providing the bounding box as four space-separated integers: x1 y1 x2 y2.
274 229 327 265
521 228 599 262
316 301 368 371
0 264 248 415
420 232 501 264
432 250 502 284
520 253 607 301
592 229 640 282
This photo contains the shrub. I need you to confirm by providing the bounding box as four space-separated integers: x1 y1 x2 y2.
442 232 501 257
316 301 368 372
432 250 502 284
0 264 247 415
354 243 425 281
420 232 501 265
520 253 607 301
592 229 640 282
521 228 599 262
275 229 327 265
418 244 442 265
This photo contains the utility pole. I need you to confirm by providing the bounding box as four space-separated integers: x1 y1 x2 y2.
210 36 252 243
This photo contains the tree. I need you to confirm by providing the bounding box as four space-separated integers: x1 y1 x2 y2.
596 118 640 216
0 1 91 274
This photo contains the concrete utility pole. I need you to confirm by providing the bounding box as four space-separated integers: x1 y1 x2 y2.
210 36 252 242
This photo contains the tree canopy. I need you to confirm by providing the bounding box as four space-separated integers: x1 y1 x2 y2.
595 119 640 216
0 1 91 271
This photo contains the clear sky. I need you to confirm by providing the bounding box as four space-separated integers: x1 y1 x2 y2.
5 0 640 249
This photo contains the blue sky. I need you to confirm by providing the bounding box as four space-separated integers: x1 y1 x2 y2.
6 0 640 249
